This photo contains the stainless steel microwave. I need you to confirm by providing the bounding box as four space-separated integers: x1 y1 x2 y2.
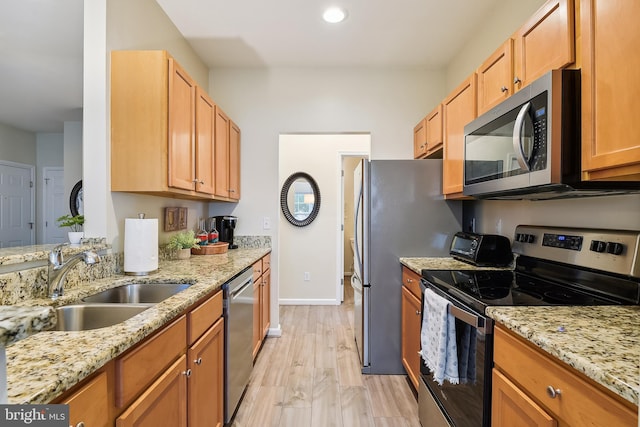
463 69 637 199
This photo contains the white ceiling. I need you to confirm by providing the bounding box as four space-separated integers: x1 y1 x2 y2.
0 0 501 134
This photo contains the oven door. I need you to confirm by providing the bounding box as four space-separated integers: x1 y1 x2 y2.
419 283 493 427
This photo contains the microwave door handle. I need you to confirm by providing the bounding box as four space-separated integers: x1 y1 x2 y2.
512 102 532 171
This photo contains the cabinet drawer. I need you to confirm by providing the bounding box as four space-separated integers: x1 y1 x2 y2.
253 259 263 282
494 326 637 427
63 371 110 427
116 315 187 408
188 290 222 345
402 267 421 298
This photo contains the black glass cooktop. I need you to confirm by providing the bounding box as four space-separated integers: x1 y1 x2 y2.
421 268 624 314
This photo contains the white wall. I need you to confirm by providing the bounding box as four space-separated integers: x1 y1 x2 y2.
63 121 82 201
279 134 369 304
0 123 36 165
36 133 64 243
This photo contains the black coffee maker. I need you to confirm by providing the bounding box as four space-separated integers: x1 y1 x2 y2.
212 216 238 249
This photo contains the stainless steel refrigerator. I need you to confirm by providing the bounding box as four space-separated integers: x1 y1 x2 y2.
351 159 462 374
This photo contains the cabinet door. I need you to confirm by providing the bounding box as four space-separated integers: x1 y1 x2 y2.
413 119 427 159
425 104 443 157
261 268 271 339
252 279 262 359
513 0 574 91
401 286 422 391
214 107 230 198
195 88 216 195
63 371 110 427
116 355 188 427
477 39 513 115
229 121 241 200
581 0 640 180
188 317 224 427
442 74 477 198
168 58 196 191
492 369 557 427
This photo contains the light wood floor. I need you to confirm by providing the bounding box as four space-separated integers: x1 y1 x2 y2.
231 283 421 427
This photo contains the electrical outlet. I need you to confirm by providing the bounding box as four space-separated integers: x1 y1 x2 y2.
304 272 310 281
263 216 271 230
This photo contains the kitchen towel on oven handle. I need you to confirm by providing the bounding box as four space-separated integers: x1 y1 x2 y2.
420 288 459 385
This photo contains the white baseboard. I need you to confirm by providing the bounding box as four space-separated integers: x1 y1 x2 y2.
279 298 341 306
266 324 282 337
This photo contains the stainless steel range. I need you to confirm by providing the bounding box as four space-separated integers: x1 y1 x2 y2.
418 225 640 427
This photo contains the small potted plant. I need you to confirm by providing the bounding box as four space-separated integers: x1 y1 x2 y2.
56 214 85 244
167 230 200 259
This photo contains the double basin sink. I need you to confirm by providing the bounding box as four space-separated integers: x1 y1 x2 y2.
55 283 191 331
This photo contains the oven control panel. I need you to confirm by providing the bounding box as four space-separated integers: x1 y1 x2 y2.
513 225 640 278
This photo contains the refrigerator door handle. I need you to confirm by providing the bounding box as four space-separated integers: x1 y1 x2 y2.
354 183 364 280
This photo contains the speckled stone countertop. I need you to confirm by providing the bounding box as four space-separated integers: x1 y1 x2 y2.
0 307 56 346
5 247 269 404
487 305 639 406
400 256 512 274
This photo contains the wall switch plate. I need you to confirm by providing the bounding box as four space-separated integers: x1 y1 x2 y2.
304 272 310 281
263 216 271 230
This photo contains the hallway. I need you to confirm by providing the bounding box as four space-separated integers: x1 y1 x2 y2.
231 285 421 426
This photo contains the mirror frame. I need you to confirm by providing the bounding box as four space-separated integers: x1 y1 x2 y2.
280 172 321 227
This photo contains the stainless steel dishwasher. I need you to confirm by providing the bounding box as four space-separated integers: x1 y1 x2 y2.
223 267 253 425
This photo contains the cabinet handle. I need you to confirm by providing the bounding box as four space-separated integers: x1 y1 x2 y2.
76 423 86 427
406 278 413 283
194 358 202 365
514 76 521 85
183 369 192 377
415 310 421 316
192 179 199 183
500 86 508 93
199 180 205 185
229 189 235 193
546 386 561 399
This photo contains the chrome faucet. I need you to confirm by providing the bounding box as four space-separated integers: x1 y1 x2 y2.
48 244 101 298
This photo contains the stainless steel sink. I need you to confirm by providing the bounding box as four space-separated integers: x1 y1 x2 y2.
55 304 151 331
81 283 191 304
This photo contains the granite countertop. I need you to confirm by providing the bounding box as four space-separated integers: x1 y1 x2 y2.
400 256 512 275
5 247 270 404
487 305 639 406
0 307 56 346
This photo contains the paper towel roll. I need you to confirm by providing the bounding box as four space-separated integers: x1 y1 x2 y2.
124 217 158 275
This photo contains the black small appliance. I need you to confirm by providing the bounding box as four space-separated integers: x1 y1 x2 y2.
213 216 238 249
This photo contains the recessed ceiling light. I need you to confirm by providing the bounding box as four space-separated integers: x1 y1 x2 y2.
323 7 347 24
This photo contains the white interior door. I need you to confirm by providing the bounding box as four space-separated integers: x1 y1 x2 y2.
43 167 67 244
0 161 35 247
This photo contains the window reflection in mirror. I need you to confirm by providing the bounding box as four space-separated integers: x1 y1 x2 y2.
281 172 321 227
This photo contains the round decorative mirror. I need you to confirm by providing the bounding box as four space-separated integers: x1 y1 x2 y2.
280 172 321 227
70 180 83 216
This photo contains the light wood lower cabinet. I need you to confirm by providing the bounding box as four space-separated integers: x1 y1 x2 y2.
188 317 224 427
401 267 422 391
62 371 110 427
252 253 272 360
401 285 421 391
493 325 638 427
116 355 188 427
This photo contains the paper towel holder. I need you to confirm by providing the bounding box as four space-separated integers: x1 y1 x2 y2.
124 213 159 276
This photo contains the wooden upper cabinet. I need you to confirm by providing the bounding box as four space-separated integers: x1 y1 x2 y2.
513 0 575 92
425 104 443 157
442 74 477 198
229 121 241 200
581 0 640 180
413 118 428 159
168 59 197 192
195 88 216 195
477 39 514 115
111 50 240 201
214 106 230 199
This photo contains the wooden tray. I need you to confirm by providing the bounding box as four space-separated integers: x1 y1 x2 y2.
191 242 229 255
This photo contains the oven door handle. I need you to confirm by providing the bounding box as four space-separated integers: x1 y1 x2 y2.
447 290 490 334
512 101 532 171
